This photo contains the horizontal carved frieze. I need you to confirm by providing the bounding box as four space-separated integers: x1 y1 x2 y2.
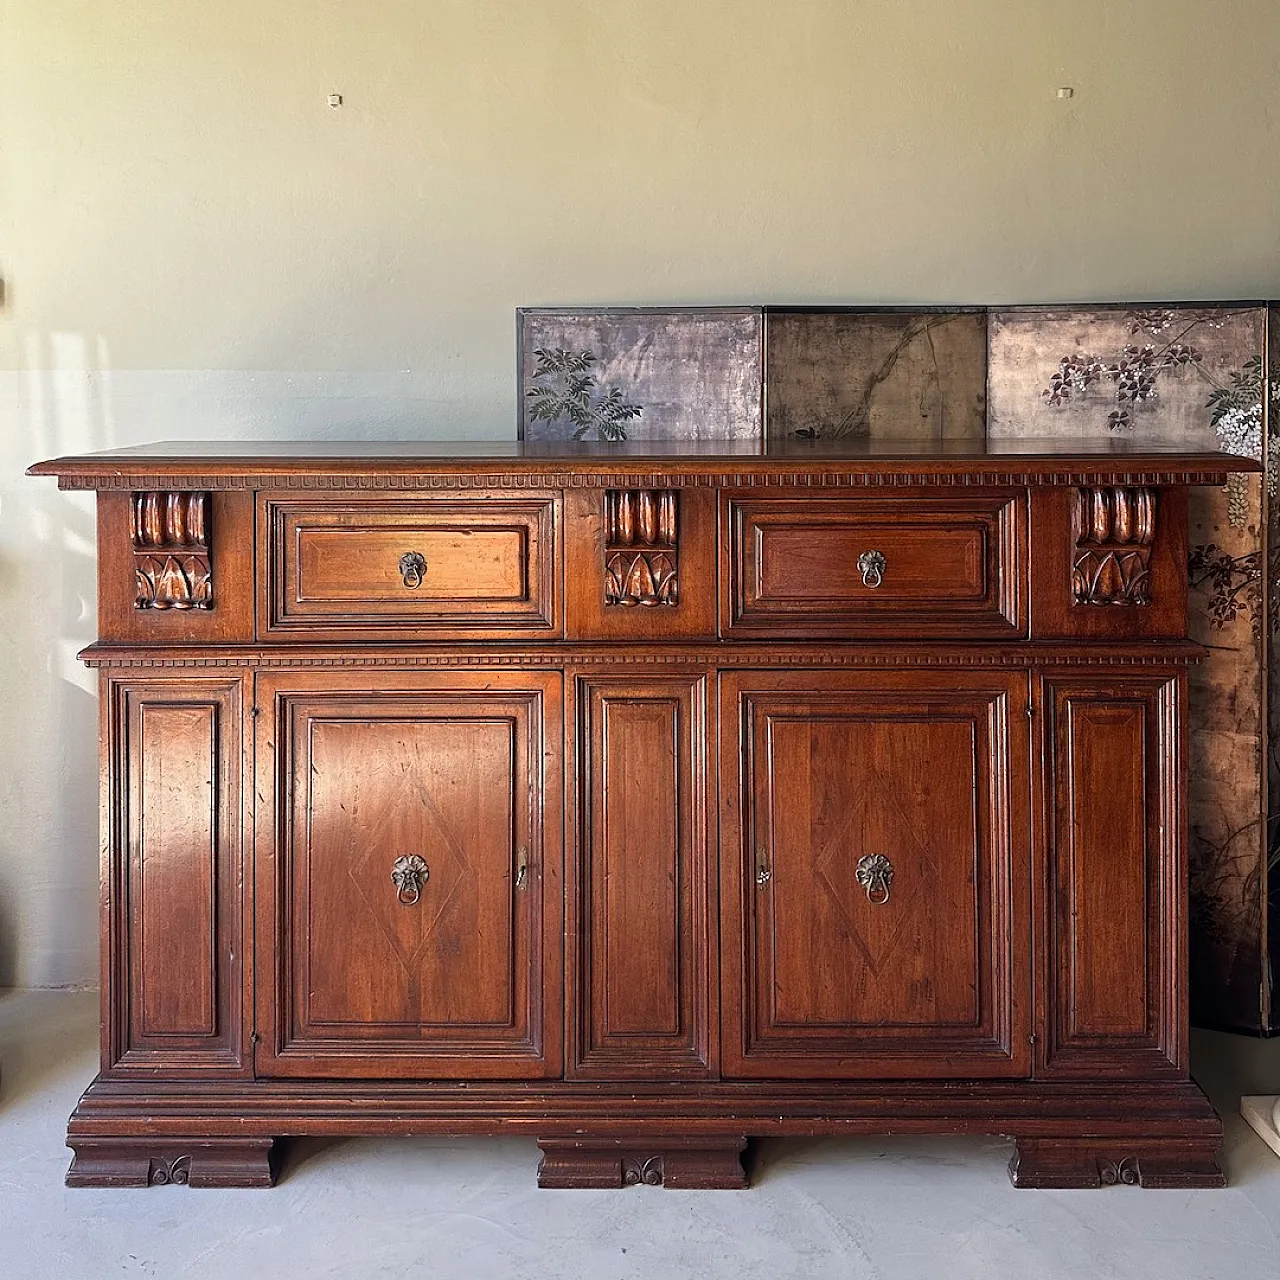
80 645 1207 670
131 492 213 611
54 469 1234 492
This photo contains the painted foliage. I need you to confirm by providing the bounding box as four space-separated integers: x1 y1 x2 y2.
764 310 988 441
988 305 1271 1032
518 309 763 442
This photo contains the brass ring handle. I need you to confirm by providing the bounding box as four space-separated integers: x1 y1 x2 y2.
399 551 427 589
857 550 886 589
391 855 429 905
855 853 894 905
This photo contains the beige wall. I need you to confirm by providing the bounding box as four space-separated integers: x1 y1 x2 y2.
2 0 1279 984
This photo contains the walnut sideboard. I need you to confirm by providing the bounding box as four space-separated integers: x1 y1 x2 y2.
29 438 1258 1190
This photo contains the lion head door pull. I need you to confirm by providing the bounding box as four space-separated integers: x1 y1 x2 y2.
857 550 886 589
391 855 429 905
399 551 427 589
855 853 894 905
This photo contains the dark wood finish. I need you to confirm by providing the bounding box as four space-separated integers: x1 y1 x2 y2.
720 670 1030 1078
254 670 563 1079
537 1137 747 1189
66 1138 278 1188
570 674 713 1077
1029 486 1188 639
1009 1137 1224 1189
1035 673 1184 1077
103 674 249 1074
29 439 1252 1189
722 492 1024 637
98 491 256 644
261 493 558 640
564 487 717 640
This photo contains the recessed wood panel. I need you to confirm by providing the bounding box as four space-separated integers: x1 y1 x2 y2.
722 493 1024 638
261 496 559 639
255 671 563 1079
1039 676 1182 1076
573 675 711 1076
136 703 218 1037
720 670 1030 1079
109 676 248 1073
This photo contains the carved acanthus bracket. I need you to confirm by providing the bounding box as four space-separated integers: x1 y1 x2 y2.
132 492 213 610
1071 486 1155 606
604 489 678 607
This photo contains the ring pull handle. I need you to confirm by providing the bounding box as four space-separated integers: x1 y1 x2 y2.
399 551 427 589
855 853 894 905
391 855 429 906
857 550 886 589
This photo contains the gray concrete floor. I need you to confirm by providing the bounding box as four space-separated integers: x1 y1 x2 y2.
2 989 1279 1279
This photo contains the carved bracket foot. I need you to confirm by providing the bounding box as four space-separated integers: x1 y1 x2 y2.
537 1137 748 1189
66 1137 279 1188
1009 1138 1225 1189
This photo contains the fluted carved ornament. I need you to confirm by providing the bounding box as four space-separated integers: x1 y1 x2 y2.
1071 486 1155 606
132 492 213 610
604 489 679 607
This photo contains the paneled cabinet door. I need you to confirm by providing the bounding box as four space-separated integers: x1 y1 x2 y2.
720 670 1031 1079
255 671 562 1078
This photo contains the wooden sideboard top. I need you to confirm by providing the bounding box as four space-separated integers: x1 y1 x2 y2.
28 436 1259 490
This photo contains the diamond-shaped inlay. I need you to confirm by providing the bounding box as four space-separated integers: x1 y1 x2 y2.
810 761 942 977
341 735 487 978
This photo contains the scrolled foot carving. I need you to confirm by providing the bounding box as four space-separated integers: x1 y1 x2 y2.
1009 1138 1225 1189
66 1138 279 1188
622 1155 665 1186
537 1137 747 1189
148 1154 192 1186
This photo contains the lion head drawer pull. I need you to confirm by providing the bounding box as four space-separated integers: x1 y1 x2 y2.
857 550 887 589
391 855 430 905
855 853 894 905
398 551 427 589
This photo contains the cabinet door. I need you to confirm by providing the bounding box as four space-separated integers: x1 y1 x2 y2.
720 670 1030 1078
255 671 562 1078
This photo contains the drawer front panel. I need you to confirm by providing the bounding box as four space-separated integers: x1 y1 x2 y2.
262 497 558 638
720 670 1031 1079
723 494 1024 637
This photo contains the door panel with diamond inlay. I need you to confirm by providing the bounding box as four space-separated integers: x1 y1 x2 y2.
254 670 562 1079
720 670 1030 1079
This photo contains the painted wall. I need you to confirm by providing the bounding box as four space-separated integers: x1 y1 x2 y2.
2 0 1279 985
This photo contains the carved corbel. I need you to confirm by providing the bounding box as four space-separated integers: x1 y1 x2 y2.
1071 486 1155 606
604 489 678 606
132 492 213 610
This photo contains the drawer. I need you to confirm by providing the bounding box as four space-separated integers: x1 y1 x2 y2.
723 493 1024 637
262 496 558 638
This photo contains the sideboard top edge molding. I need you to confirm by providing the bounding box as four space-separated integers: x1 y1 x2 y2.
28 438 1251 492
